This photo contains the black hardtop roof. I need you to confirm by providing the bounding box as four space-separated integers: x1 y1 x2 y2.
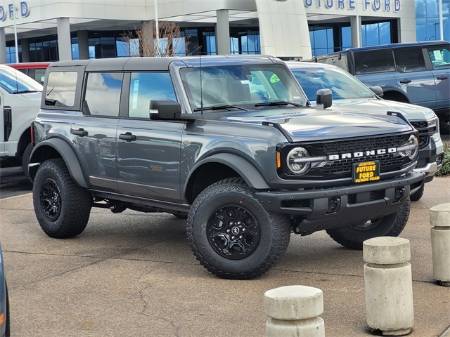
48 55 279 72
338 40 448 54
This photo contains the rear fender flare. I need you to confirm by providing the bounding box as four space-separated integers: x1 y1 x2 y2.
29 138 88 188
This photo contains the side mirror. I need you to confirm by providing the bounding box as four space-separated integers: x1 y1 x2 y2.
316 89 332 109
370 86 384 97
150 100 182 120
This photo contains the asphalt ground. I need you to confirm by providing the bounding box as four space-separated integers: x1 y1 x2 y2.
0 166 449 337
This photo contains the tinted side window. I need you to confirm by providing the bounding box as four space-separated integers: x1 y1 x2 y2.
129 72 176 119
394 48 426 72
354 50 395 74
428 45 450 69
45 71 78 107
84 72 123 117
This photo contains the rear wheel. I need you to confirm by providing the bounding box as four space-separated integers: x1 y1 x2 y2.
326 199 411 250
186 178 291 279
33 159 92 238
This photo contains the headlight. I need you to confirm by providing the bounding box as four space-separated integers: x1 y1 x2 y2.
286 147 311 175
398 135 418 160
428 116 440 134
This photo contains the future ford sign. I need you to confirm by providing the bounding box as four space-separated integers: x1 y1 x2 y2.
304 0 401 12
0 1 30 22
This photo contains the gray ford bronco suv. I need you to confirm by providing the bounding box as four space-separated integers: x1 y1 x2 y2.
29 56 423 279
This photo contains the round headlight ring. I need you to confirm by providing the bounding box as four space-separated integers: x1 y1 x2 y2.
286 147 311 175
405 135 419 160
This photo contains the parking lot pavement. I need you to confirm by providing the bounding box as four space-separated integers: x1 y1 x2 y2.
0 178 449 337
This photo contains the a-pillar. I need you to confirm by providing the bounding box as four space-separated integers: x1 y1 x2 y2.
216 9 230 55
0 28 6 64
351 15 362 48
77 31 89 60
57 17 72 61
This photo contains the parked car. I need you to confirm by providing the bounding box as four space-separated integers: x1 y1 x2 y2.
0 245 9 337
0 65 42 174
8 62 49 84
313 41 450 134
29 56 423 279
288 61 444 201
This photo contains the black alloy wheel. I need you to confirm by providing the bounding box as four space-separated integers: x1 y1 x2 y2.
206 205 261 260
39 178 62 221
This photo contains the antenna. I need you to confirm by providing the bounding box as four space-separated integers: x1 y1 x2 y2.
199 53 204 115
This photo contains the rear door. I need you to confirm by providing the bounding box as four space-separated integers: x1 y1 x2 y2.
393 47 436 109
426 44 450 111
71 71 123 191
116 71 183 201
353 49 398 91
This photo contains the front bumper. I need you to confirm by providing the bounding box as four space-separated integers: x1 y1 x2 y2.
256 172 425 234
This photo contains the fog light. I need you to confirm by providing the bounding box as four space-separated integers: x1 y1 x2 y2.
395 187 406 201
328 197 341 213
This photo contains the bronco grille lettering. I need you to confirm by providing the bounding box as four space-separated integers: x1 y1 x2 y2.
328 147 397 160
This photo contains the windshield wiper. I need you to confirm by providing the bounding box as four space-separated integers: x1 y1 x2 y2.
194 104 248 112
254 101 302 107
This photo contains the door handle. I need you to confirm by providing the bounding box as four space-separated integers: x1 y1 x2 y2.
437 75 448 81
119 132 137 142
399 79 412 84
70 128 88 137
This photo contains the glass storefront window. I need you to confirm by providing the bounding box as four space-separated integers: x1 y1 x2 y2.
416 0 450 42
362 22 391 47
310 28 333 56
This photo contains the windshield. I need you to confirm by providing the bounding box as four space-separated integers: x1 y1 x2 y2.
0 66 43 94
180 64 307 111
291 67 375 102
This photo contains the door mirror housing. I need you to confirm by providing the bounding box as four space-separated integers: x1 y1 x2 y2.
149 100 183 120
370 86 384 97
316 89 332 109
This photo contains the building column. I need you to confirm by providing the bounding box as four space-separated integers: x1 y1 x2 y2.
57 17 72 61
77 31 89 59
351 15 362 48
216 9 230 55
255 0 311 59
21 38 30 62
141 20 155 56
0 28 6 64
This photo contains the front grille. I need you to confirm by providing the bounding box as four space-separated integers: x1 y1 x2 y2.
411 121 434 149
284 134 413 180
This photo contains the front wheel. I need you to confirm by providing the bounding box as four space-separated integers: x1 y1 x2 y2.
186 178 291 279
33 159 92 238
326 199 411 250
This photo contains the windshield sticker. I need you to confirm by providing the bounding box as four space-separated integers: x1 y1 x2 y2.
270 73 281 84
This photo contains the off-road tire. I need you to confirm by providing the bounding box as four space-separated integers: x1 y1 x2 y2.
21 143 33 180
410 184 425 202
33 159 92 238
326 199 411 250
186 178 291 279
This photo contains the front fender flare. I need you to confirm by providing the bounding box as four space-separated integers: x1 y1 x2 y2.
185 153 270 193
29 138 89 188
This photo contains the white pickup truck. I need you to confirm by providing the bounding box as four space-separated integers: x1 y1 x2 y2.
0 65 42 174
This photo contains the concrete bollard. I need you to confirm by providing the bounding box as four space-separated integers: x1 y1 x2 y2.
264 285 325 337
430 203 450 287
363 237 414 336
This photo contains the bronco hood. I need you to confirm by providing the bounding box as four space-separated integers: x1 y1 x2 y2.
324 98 436 121
223 107 413 142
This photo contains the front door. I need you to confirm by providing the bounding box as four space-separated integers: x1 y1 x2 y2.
393 47 436 109
427 44 450 111
71 71 123 191
116 71 182 201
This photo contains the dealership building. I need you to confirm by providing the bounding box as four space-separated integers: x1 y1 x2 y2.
0 0 449 64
